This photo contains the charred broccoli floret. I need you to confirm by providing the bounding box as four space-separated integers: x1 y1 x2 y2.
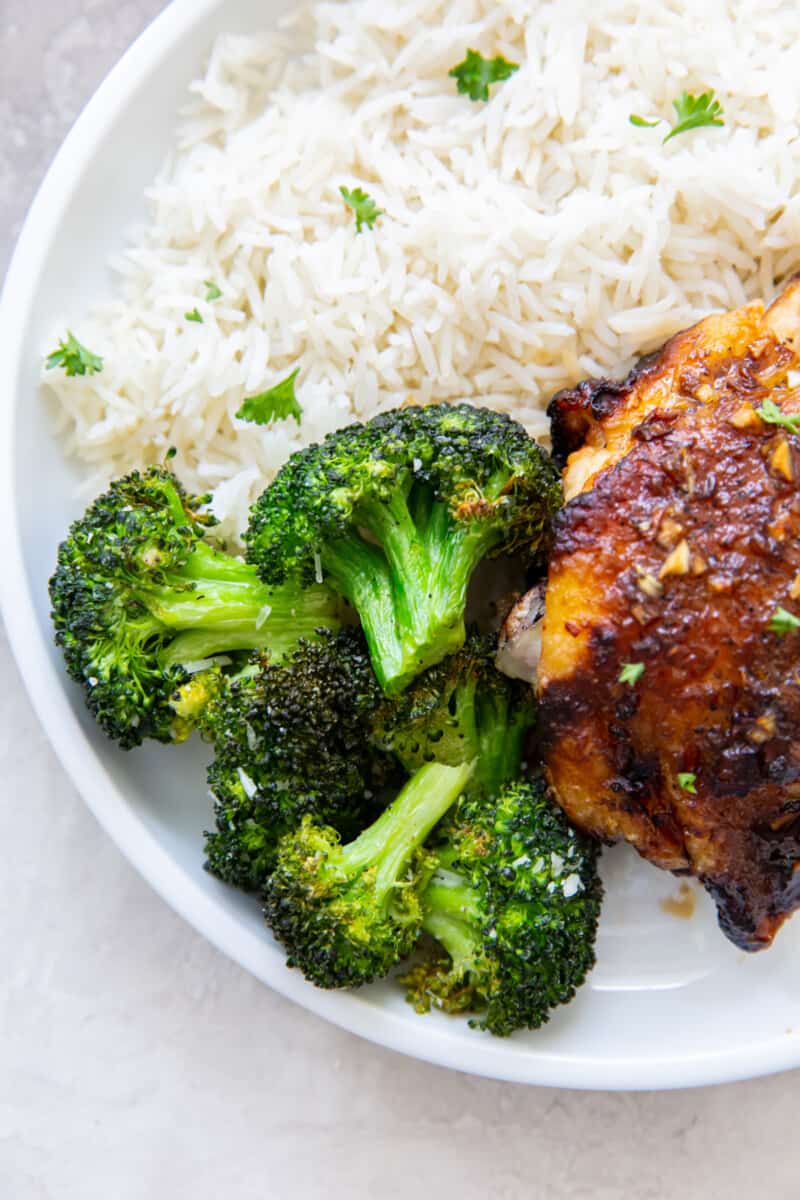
49 466 342 748
202 630 398 891
263 761 474 988
372 634 536 798
402 775 602 1036
203 629 533 893
245 403 561 695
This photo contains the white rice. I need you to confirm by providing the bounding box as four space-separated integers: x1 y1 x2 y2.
45 0 800 538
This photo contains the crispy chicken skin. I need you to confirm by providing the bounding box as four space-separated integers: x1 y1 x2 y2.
538 279 800 950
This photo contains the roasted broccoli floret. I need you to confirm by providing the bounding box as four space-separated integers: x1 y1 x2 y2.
402 775 602 1036
263 760 474 988
202 629 399 891
246 403 561 695
372 634 536 798
49 466 342 748
203 629 532 891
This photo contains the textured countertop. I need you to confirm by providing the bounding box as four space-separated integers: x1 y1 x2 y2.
2 3 800 1197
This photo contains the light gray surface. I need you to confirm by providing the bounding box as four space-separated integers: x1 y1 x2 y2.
2 3 800 1197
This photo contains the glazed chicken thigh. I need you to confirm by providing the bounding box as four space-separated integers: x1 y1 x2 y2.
538 280 800 950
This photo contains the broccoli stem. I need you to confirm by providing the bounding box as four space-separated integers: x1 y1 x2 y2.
180 541 260 582
473 689 532 798
133 542 340 669
144 579 278 629
322 487 501 695
357 489 435 652
321 536 411 693
423 874 482 923
331 761 475 903
422 516 504 634
154 579 338 668
420 878 482 973
159 626 284 669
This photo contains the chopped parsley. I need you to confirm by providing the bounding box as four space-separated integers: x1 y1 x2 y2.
236 368 302 426
618 662 645 686
339 186 382 233
185 308 204 323
45 332 104 378
677 772 697 794
629 114 660 129
756 397 800 435
769 606 800 636
204 281 223 302
449 49 519 102
630 89 725 143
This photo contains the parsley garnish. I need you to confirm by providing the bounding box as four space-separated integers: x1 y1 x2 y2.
769 606 800 636
45 332 104 378
756 398 800 435
677 772 697 794
630 89 725 143
618 662 645 686
666 90 725 141
236 369 302 426
185 308 204 323
339 186 382 233
449 49 519 103
205 281 222 301
629 114 660 129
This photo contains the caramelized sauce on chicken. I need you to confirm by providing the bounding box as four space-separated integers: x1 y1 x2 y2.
538 280 800 950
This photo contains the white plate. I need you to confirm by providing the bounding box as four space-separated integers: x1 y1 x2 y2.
3 0 800 1091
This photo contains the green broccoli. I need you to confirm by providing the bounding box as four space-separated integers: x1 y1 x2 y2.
245 403 561 695
372 634 536 798
402 776 602 1036
49 466 342 748
202 630 399 891
205 629 536 893
263 760 474 989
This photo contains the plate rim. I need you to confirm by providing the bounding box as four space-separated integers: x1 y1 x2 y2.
3 0 800 1091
